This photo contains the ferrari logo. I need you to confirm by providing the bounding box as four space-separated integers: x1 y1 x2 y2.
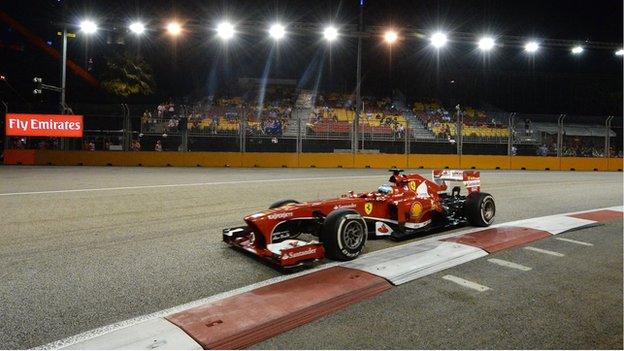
364 202 373 215
408 181 417 192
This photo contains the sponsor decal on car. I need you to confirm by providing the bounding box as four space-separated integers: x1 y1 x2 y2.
333 203 357 210
408 181 417 192
364 202 373 215
410 202 423 219
268 212 293 220
271 231 291 241
282 247 317 259
375 221 392 236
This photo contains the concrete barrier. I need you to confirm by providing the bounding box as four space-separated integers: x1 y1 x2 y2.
2 150 621 172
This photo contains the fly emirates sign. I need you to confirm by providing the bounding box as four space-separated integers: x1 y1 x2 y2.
6 114 83 137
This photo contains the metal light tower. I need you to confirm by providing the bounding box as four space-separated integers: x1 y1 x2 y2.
354 0 364 153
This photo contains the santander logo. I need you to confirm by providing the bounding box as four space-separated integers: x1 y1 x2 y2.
282 247 317 259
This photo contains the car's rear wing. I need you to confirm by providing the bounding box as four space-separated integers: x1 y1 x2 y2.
432 170 481 193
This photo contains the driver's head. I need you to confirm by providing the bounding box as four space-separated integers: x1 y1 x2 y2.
378 184 392 194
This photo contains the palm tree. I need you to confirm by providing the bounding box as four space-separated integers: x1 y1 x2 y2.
101 53 156 98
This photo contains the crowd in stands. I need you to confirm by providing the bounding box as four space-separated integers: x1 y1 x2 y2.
413 100 508 141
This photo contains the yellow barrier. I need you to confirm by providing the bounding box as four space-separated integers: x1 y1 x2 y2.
560 157 608 171
608 158 624 172
3 150 621 172
408 154 460 169
460 155 510 170
354 154 408 169
298 153 354 168
510 156 560 171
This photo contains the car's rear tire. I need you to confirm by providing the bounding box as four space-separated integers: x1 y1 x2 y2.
269 199 300 209
322 209 367 261
464 192 495 227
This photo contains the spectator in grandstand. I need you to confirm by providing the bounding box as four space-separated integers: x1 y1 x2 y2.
155 140 163 152
131 139 141 151
537 144 549 156
142 110 152 126
88 140 96 151
524 119 532 135
157 103 165 118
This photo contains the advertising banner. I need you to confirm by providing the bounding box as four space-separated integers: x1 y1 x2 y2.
5 113 84 137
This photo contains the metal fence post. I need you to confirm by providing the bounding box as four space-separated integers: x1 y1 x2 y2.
2 101 8 153
507 112 515 156
404 118 409 156
556 114 566 158
604 115 613 158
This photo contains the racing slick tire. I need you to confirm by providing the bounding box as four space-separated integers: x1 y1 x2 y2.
322 209 367 261
269 199 300 209
464 192 496 227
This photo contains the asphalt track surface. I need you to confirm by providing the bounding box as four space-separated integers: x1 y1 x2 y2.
0 166 622 349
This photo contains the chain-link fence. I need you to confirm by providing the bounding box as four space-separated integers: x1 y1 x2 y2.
2 101 622 159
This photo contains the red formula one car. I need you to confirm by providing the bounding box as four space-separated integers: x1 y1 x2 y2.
223 169 495 268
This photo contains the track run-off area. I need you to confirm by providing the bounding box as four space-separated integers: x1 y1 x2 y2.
1 166 622 349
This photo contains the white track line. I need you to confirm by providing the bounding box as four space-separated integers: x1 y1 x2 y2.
442 275 491 292
0 175 380 197
487 258 532 271
555 237 593 246
524 246 565 257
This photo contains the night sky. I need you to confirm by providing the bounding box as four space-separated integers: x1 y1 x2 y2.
0 0 622 115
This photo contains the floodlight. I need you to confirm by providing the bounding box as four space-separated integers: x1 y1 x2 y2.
217 21 235 40
384 30 398 44
615 49 624 56
269 23 285 40
524 41 539 53
129 21 145 35
80 20 97 34
478 37 495 51
430 32 447 48
166 21 182 36
571 46 584 55
323 26 338 41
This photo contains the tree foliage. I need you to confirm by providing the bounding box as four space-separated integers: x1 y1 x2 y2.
101 53 156 98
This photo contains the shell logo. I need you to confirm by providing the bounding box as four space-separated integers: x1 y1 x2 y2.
410 202 423 220
364 202 373 215
408 181 417 192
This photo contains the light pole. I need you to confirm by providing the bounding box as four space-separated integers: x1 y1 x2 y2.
354 0 364 153
60 26 67 113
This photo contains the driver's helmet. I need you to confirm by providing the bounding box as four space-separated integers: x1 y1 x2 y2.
377 184 393 194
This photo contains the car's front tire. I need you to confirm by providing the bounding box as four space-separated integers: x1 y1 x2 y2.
322 209 367 260
464 192 496 226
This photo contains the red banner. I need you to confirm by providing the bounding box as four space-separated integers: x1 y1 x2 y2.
5 113 83 137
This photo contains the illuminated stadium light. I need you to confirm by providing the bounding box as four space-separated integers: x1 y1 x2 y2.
323 26 338 41
478 37 495 51
79 20 97 34
571 46 584 55
269 23 286 40
217 21 235 40
430 32 447 48
384 30 398 44
615 49 624 56
166 21 182 36
524 41 539 53
129 21 145 35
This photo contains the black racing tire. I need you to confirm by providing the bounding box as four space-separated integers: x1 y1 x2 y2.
269 199 300 209
464 192 496 227
321 209 367 261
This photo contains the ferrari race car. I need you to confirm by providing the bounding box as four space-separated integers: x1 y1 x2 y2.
223 169 495 268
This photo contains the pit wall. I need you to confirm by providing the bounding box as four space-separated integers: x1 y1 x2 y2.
3 150 623 172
